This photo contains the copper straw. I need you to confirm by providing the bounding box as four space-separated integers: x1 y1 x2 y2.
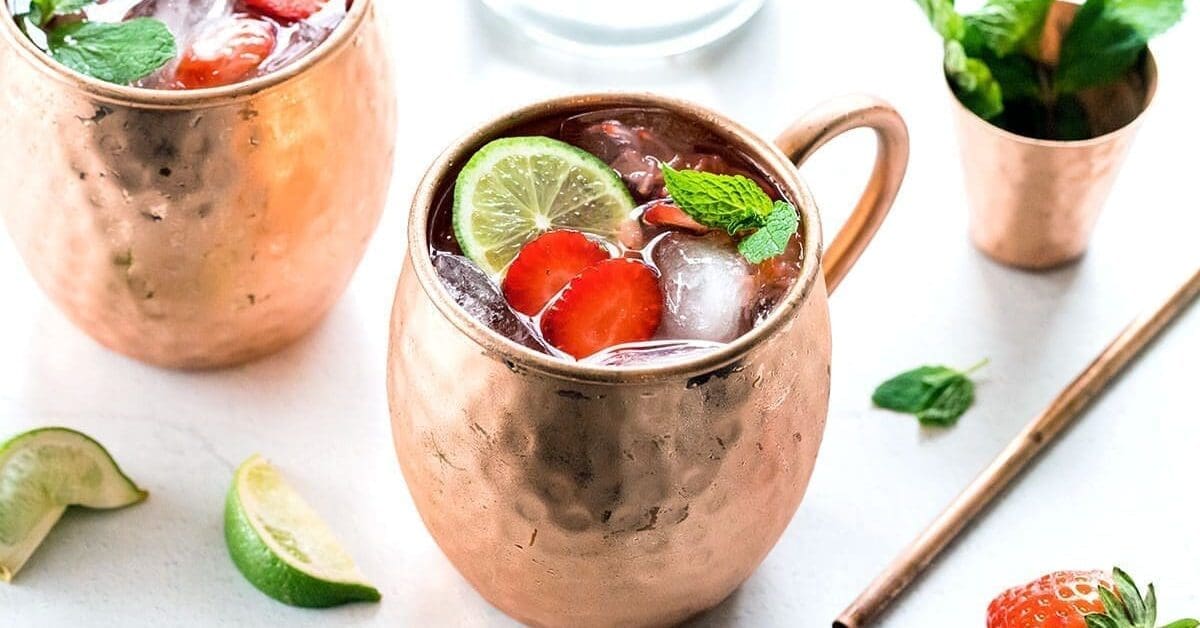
835 266 1200 628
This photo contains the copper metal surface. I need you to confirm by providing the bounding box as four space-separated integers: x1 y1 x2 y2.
955 1 1157 270
834 266 1200 628
388 93 908 627
0 0 396 369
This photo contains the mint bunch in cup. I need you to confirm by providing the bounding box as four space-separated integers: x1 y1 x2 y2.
914 0 1184 140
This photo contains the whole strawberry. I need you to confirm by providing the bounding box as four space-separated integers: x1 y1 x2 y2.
987 567 1198 628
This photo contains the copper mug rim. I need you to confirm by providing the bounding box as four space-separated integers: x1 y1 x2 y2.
0 0 372 109
406 92 827 386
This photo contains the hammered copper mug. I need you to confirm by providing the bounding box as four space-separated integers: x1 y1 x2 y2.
388 93 908 627
0 0 396 369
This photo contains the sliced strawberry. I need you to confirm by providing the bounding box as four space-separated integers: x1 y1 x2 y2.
501 230 610 316
643 201 710 235
175 17 277 89
244 0 328 22
540 259 663 359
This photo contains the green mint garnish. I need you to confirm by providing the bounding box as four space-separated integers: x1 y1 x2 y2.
660 164 799 263
911 0 1184 139
737 201 798 264
17 0 177 85
872 360 987 427
1057 0 1185 93
48 19 176 85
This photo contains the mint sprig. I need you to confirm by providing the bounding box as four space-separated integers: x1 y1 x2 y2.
660 165 799 263
912 0 1184 139
17 0 176 85
872 360 987 427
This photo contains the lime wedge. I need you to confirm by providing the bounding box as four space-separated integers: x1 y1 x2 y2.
224 455 380 608
453 136 635 275
0 427 147 583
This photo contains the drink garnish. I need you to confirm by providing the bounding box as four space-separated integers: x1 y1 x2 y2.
17 0 176 84
660 164 799 263
452 136 634 276
246 0 328 22
872 359 988 427
0 427 147 582
539 258 663 359
500 230 611 316
175 16 277 89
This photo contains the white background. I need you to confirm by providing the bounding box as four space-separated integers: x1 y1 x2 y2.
2 1 1198 626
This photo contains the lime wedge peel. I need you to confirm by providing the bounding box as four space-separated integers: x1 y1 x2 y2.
453 136 635 276
0 427 147 583
225 455 380 608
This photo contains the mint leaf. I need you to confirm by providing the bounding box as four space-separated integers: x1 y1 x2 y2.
944 40 1005 119
873 360 987 427
48 18 175 85
873 366 957 413
661 165 774 234
737 201 798 264
964 0 1053 57
917 377 975 426
914 0 965 40
1057 0 1184 93
28 0 91 26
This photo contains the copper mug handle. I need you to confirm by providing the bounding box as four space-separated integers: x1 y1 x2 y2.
775 95 909 295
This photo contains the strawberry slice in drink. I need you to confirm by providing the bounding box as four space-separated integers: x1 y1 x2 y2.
642 200 709 235
175 16 277 89
501 230 611 316
245 0 329 22
540 259 663 359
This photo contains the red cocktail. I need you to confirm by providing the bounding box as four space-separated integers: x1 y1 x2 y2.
429 107 805 365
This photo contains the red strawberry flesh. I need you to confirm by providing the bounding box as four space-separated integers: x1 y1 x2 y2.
175 16 277 89
986 570 1109 628
244 0 328 22
540 259 663 359
501 230 610 316
643 200 710 235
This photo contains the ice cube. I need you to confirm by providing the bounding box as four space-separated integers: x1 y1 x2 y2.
94 0 230 33
433 254 547 352
582 340 724 367
651 233 754 343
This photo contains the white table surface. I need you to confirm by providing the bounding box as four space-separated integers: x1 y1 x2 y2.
3 1 1198 626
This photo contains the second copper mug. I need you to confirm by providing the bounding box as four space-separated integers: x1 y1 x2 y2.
389 93 908 627
0 0 396 369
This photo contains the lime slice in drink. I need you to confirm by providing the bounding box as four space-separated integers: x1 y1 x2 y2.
224 455 380 608
0 427 147 583
453 136 635 276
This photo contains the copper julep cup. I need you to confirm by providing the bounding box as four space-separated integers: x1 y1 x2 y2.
0 0 396 369
388 93 909 627
955 1 1158 270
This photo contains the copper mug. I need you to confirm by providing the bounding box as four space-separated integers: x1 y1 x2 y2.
956 0 1157 270
388 93 908 627
0 0 396 369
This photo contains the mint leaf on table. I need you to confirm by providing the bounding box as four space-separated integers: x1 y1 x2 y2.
873 360 988 428
661 165 801 264
944 41 1005 120
661 165 774 234
738 201 798 264
47 18 176 85
964 0 1053 57
1057 0 1185 94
